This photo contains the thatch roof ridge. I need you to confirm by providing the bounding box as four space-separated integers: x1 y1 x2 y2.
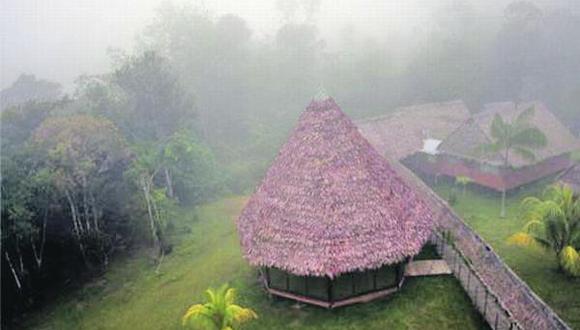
237 97 435 277
356 99 468 125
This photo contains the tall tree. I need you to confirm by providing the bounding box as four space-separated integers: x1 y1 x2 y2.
0 74 62 111
30 115 129 266
113 51 195 197
480 107 547 217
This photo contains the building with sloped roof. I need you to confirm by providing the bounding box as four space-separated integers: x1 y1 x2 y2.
356 100 471 161
414 101 580 191
237 95 436 308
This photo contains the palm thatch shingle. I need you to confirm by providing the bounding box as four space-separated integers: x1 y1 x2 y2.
237 97 435 278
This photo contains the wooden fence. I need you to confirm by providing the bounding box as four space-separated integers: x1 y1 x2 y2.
431 232 521 330
389 159 572 330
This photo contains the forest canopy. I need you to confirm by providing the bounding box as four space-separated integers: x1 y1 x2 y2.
1 0 580 326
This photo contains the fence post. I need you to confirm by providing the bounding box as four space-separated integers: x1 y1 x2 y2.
494 311 499 329
467 270 471 294
474 284 479 310
483 290 488 319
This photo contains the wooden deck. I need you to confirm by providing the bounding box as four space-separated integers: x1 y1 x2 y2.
405 260 452 277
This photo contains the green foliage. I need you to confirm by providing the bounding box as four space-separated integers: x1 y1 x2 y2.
432 181 580 327
481 107 547 165
182 284 258 330
22 198 487 330
112 51 194 143
163 130 223 204
455 176 473 195
508 184 580 276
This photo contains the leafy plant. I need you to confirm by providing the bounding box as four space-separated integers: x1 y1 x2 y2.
182 284 257 330
479 106 547 217
455 175 473 195
508 184 580 276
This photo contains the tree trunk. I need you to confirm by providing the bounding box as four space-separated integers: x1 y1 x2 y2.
141 177 160 250
500 189 507 218
65 190 88 265
163 167 174 199
500 148 510 218
5 252 22 290
31 207 47 269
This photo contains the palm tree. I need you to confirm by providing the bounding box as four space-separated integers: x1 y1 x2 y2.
508 184 580 276
480 106 547 217
182 284 258 330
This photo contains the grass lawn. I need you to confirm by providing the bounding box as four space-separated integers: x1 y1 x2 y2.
23 196 488 330
432 182 580 328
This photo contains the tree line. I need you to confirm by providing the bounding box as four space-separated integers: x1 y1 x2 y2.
1 52 221 324
2 0 579 325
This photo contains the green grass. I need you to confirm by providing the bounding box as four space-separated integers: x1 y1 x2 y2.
433 182 580 328
23 196 488 330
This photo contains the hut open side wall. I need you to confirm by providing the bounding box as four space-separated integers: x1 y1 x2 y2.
264 263 404 305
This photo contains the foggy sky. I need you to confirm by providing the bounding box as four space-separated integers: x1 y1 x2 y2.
1 0 571 90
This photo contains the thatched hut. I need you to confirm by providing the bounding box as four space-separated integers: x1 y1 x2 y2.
417 101 580 192
237 95 435 308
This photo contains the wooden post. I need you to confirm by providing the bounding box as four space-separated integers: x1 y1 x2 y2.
373 270 377 291
286 273 290 291
351 273 356 295
327 277 333 303
483 290 488 318
467 270 471 293
304 277 309 296
495 311 499 329
265 268 271 287
474 284 479 309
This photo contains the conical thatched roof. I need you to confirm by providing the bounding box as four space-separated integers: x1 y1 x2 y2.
237 97 435 277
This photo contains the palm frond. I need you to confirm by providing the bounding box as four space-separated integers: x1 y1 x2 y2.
224 288 235 306
507 232 538 247
182 304 216 329
490 114 508 141
511 127 547 148
559 246 580 277
512 146 536 161
477 142 502 156
515 106 535 125
226 304 258 324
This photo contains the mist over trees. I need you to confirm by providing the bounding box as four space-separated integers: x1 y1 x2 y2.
1 0 580 326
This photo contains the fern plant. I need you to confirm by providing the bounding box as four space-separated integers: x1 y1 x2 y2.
182 284 258 330
508 184 580 276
